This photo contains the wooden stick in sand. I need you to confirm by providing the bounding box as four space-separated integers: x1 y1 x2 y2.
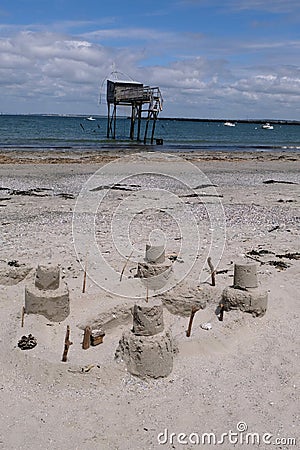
207 257 216 286
120 250 134 282
186 306 199 337
82 326 91 350
219 303 225 322
62 325 73 362
21 306 25 328
82 258 88 294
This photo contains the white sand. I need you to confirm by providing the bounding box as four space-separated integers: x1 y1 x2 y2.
0 150 299 449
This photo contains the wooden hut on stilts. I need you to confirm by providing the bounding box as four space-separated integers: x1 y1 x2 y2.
106 76 163 144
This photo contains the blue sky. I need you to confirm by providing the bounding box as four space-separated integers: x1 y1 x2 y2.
0 0 299 119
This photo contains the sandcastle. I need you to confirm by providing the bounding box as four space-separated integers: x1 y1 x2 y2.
19 254 268 368
135 243 172 290
115 299 175 378
145 243 165 264
221 262 268 317
25 264 70 322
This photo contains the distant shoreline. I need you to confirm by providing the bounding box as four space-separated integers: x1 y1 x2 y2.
159 117 300 126
1 113 299 126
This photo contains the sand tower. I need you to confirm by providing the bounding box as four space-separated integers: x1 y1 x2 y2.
115 299 174 378
25 264 70 322
221 261 268 317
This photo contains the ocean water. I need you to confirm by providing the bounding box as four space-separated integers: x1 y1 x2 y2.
0 114 299 153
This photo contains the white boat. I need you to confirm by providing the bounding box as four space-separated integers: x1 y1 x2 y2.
224 121 235 127
262 122 273 129
86 116 96 121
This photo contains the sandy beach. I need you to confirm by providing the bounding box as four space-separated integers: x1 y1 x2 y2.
0 149 299 450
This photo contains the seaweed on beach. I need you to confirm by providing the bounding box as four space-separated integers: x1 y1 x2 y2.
247 249 275 256
90 183 141 192
10 187 52 196
6 188 75 199
55 193 76 199
180 193 223 198
275 252 300 260
193 183 218 189
246 249 298 269
267 260 290 270
263 179 298 185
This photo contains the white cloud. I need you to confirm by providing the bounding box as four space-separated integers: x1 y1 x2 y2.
0 26 299 118
229 0 299 14
180 0 299 14
83 27 160 41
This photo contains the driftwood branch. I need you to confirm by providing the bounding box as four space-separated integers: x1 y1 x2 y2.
207 257 216 286
186 306 199 337
62 325 73 362
245 254 264 264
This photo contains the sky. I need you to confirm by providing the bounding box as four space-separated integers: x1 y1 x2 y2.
0 0 299 119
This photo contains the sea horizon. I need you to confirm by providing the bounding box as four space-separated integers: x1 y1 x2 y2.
0 114 299 153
